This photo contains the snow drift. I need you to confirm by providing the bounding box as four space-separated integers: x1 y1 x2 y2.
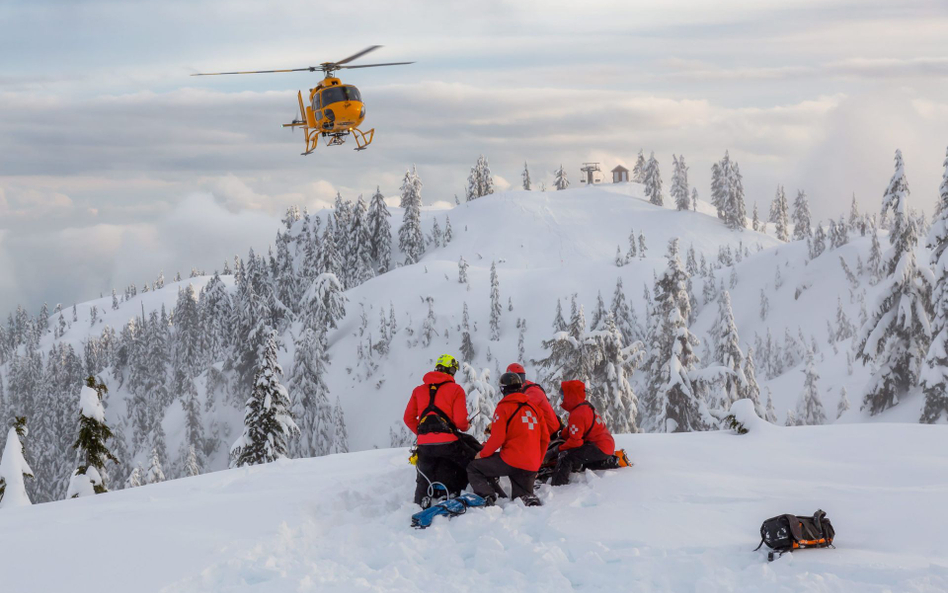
1 417 946 592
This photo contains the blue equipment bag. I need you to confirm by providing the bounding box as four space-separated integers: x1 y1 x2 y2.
411 493 487 529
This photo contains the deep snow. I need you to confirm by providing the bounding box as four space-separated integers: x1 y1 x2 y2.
1 417 946 593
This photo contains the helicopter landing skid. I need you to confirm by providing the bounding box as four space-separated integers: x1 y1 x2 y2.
352 127 374 150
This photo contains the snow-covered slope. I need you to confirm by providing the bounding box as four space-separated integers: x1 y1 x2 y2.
3 181 940 498
2 418 946 593
318 183 780 448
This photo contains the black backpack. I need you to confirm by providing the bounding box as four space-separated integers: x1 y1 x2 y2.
755 509 836 561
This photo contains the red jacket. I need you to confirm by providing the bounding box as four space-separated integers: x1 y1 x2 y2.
404 371 469 445
480 391 550 471
523 381 561 436
559 380 615 455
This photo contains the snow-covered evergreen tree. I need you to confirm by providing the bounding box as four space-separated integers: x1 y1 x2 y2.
331 397 349 454
349 195 375 285
742 348 765 418
429 217 443 249
722 156 746 230
231 331 299 467
792 190 813 240
458 256 469 285
784 409 798 427
421 298 439 347
0 418 33 508
764 389 778 423
671 154 690 211
881 149 910 241
796 349 826 425
489 261 502 341
367 187 392 273
643 239 706 432
184 445 201 477
552 298 567 332
835 297 854 341
868 224 883 282
460 302 475 362
837 387 850 420
590 291 609 331
466 155 494 201
176 369 204 474
303 273 347 333
145 447 165 484
626 228 637 260
522 162 531 190
632 150 646 182
857 151 931 415
290 325 333 459
809 223 827 259
460 364 496 440
590 312 642 433
849 194 862 234
444 216 453 244
713 290 747 409
554 165 569 190
921 146 948 423
537 298 598 390
66 377 117 498
173 283 203 376
124 466 143 489
644 152 663 206
752 204 760 231
398 166 425 265
611 277 639 344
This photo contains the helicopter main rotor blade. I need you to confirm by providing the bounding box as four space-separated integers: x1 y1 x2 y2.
339 62 414 69
190 67 314 76
334 45 382 66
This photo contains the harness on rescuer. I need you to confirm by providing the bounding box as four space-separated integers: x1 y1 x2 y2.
504 400 540 431
572 401 597 440
417 382 457 435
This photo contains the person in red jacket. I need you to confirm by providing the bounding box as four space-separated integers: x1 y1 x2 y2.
506 363 561 438
467 372 550 506
551 380 616 486
404 354 472 506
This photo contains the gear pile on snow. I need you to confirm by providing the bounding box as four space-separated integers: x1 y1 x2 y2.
755 509 836 561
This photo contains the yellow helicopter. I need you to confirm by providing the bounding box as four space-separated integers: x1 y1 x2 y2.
191 46 412 155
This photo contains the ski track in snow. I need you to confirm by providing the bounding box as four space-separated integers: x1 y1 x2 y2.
3 423 945 593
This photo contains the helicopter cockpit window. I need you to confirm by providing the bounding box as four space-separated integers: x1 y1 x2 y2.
344 86 362 103
321 86 362 106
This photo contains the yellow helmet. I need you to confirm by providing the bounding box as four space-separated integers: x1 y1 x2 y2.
435 354 460 375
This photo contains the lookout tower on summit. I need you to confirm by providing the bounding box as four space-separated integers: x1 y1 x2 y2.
580 162 603 185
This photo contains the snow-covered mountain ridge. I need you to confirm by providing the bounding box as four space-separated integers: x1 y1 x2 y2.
1 415 945 593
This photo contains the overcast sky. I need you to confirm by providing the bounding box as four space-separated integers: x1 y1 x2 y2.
3 0 948 316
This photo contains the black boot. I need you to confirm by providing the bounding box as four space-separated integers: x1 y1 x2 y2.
520 494 542 507
489 478 509 498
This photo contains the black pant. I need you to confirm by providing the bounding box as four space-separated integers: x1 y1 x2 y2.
551 443 609 486
414 442 472 504
468 454 537 499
